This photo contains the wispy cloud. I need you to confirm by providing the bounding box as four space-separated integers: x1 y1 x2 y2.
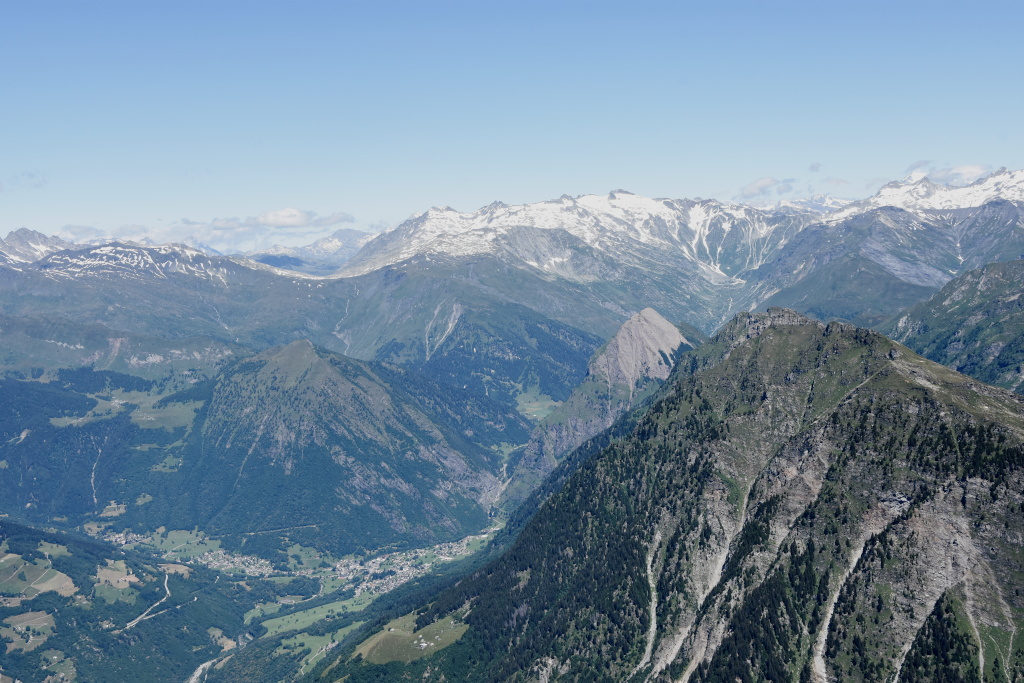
927 164 990 186
808 162 822 173
823 177 850 186
903 161 991 186
738 176 800 200
58 208 358 253
182 208 354 232
57 224 106 242
739 177 783 198
3 171 48 192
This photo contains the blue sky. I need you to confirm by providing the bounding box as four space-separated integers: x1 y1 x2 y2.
2 0 1022 251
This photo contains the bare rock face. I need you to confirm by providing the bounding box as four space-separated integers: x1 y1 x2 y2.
589 308 695 389
500 308 702 509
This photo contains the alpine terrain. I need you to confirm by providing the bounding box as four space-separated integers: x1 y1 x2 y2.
325 310 1024 683
3 167 1024 682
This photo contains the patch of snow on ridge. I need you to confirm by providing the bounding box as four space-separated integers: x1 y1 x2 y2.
35 242 239 284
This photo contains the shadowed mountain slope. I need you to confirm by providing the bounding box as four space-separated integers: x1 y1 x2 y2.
887 259 1024 394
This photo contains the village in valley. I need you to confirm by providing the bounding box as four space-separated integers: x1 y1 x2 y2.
95 523 498 598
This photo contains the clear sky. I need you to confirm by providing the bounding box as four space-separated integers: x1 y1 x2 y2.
2 0 1022 251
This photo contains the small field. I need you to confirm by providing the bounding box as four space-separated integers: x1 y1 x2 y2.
260 593 375 637
286 543 329 571
277 621 365 676
2 611 55 653
144 528 221 559
0 554 76 599
151 454 182 472
40 648 77 680
129 396 201 430
48 394 123 427
208 626 238 652
37 542 70 558
515 384 561 421
159 563 191 578
93 560 141 604
99 502 127 517
353 611 468 665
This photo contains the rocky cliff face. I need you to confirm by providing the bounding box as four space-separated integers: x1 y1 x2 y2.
330 309 1024 682
501 309 703 508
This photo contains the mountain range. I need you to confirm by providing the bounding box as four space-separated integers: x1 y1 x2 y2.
4 167 1024 681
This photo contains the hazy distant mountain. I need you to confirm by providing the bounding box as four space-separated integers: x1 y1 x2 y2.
0 227 76 262
337 169 1024 334
246 227 375 275
337 192 823 334
773 194 854 214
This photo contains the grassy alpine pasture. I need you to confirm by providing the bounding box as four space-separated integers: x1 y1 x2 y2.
352 611 469 665
259 592 375 637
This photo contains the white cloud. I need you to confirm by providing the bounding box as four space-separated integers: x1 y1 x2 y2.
53 208 359 253
2 171 48 192
823 177 850 186
174 208 357 251
256 207 311 227
903 161 991 187
56 224 106 242
254 207 354 228
927 164 990 186
739 177 782 198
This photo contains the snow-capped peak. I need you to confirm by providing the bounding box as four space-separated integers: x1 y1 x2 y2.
0 228 76 263
833 167 1024 218
902 170 929 184
338 191 820 280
